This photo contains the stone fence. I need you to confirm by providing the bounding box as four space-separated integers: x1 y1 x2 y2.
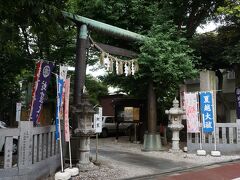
0 121 60 180
187 119 240 153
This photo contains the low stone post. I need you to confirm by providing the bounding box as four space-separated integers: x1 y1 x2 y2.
165 98 185 152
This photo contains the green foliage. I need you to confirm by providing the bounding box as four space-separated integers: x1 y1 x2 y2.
192 24 240 70
222 41 240 64
159 0 225 37
138 21 197 99
217 0 240 24
0 0 76 119
102 21 197 110
85 75 108 105
0 0 231 120
215 0 240 80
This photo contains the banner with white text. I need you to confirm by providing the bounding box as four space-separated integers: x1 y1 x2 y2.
55 76 64 140
29 60 54 125
199 91 215 133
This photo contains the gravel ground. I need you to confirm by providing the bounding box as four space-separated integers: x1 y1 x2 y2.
70 137 240 180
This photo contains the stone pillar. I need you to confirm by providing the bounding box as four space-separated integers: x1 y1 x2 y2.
200 70 217 91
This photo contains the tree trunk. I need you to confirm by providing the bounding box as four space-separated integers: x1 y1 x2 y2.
234 64 240 88
216 69 223 92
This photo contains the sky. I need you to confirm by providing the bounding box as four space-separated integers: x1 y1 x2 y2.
196 21 221 34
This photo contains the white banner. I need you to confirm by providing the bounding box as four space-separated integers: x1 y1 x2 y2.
59 65 68 80
94 107 102 133
16 103 21 122
59 65 68 119
184 92 200 133
64 78 70 142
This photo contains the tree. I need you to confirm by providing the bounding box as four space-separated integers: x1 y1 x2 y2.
0 0 75 122
102 21 197 110
217 0 240 87
67 0 224 45
0 0 226 122
192 0 240 88
217 0 240 25
85 75 108 105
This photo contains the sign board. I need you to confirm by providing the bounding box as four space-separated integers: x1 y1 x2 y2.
94 114 102 133
199 91 214 133
124 107 133 121
16 102 21 122
94 107 102 133
133 108 140 121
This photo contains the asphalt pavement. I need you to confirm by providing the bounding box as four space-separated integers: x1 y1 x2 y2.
144 161 240 180
88 136 240 179
91 147 195 173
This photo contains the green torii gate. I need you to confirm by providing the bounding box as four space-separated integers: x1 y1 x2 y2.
62 11 162 169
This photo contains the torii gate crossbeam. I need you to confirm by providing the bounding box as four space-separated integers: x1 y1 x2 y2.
62 11 146 41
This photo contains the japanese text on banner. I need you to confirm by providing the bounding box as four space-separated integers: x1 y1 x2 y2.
184 92 199 133
29 61 54 125
55 76 64 140
199 91 215 133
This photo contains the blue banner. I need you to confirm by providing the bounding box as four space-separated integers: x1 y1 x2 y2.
29 61 54 125
236 88 240 119
55 76 64 140
199 91 214 133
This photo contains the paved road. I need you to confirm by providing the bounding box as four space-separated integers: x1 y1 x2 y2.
89 138 240 180
91 148 194 173
92 147 240 180
148 161 240 180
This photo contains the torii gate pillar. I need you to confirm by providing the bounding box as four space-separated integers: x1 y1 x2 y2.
72 24 95 170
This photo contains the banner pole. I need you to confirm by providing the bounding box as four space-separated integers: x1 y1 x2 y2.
68 137 72 168
214 130 217 151
210 91 221 156
57 75 64 172
64 77 79 177
198 93 203 150
55 74 72 180
197 92 206 156
200 125 203 150
59 120 64 172
212 91 217 151
96 133 98 162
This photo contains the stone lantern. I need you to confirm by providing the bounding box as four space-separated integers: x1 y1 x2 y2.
165 98 185 153
72 93 95 169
